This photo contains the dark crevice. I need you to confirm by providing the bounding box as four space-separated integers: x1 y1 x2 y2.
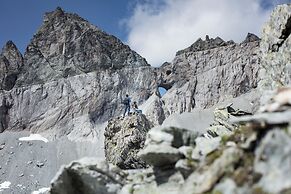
272 16 291 52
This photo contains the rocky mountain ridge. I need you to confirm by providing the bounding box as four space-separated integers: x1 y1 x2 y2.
0 7 261 135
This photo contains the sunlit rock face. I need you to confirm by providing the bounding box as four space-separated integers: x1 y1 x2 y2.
259 4 291 90
157 34 260 117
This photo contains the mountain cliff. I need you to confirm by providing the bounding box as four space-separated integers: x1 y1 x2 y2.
153 33 260 123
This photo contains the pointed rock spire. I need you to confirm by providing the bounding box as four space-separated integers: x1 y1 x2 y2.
242 33 260 43
0 41 23 90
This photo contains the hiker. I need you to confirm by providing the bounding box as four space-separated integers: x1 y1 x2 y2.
123 94 131 117
132 101 142 114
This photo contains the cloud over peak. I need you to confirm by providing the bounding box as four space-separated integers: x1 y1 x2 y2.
124 0 285 66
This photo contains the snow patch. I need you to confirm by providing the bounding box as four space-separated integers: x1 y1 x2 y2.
31 187 50 194
19 134 49 143
0 181 11 191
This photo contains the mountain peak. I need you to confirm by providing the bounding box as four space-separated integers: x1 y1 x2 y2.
176 35 235 55
43 6 66 23
2 40 18 54
17 8 149 86
242 33 260 43
55 6 64 13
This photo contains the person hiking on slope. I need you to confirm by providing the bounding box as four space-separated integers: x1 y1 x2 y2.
123 94 131 117
132 101 142 114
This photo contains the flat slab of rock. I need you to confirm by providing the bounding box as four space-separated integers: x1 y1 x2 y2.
138 144 183 167
230 110 291 126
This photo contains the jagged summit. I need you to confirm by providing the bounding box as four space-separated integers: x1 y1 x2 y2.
176 33 260 56
15 7 149 86
43 7 87 25
242 33 260 43
176 35 235 55
2 40 18 52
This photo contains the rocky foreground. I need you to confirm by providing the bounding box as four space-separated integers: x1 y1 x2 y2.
0 3 290 194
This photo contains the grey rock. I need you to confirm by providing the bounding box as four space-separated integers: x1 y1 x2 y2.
259 4 291 90
191 136 221 160
36 161 45 168
140 94 166 125
207 125 232 137
145 126 199 148
159 36 260 115
138 143 183 167
231 110 291 126
49 157 123 194
120 168 184 194
213 178 251 194
137 126 209 167
213 178 238 194
1 67 156 136
178 146 193 159
182 147 242 194
254 129 291 193
104 114 152 169
0 41 23 90
176 36 234 55
242 33 260 44
175 159 197 178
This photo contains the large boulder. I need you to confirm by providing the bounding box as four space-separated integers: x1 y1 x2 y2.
104 114 153 169
49 158 124 194
138 126 198 167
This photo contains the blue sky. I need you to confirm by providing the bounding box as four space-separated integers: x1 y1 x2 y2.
0 0 289 66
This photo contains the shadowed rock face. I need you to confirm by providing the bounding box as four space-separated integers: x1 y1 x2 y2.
0 41 23 90
16 7 149 87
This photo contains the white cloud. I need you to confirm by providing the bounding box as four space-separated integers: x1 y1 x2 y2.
124 0 281 66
